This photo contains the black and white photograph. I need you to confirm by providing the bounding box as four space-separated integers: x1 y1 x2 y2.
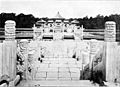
0 0 120 87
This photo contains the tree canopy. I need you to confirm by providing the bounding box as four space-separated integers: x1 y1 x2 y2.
0 13 120 31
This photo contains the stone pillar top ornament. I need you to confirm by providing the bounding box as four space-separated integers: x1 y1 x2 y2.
5 20 16 40
105 21 116 42
105 21 116 25
5 20 16 25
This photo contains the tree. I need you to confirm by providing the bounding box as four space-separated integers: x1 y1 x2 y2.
16 13 36 28
0 13 16 28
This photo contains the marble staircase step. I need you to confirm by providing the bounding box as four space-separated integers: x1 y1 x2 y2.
16 80 97 87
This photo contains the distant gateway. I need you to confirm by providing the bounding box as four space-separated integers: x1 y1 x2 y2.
33 12 84 40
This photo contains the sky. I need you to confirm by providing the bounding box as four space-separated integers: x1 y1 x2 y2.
0 0 120 18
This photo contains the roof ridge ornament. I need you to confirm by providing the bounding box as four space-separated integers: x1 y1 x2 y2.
55 11 63 18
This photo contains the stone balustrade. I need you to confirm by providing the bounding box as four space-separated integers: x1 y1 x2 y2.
0 20 120 86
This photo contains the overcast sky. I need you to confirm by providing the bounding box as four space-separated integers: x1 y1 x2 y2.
0 0 120 18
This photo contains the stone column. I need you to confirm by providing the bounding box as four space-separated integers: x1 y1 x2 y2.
105 21 118 82
2 20 17 80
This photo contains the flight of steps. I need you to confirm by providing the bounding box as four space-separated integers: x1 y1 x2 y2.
16 50 98 87
34 57 82 81
16 50 99 87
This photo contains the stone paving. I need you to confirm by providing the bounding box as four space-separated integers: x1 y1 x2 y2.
34 57 82 81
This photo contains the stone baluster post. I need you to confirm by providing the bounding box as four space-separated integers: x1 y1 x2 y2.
89 39 98 69
33 25 42 41
2 20 17 80
105 21 117 82
0 42 3 77
81 25 84 40
53 23 56 40
33 26 37 40
19 39 29 80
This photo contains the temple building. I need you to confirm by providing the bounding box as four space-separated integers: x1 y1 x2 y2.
33 12 84 40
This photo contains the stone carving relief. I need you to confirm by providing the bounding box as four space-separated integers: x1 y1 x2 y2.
16 40 28 79
5 20 16 40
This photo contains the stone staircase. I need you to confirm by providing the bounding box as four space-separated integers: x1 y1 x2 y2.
16 50 99 87
34 57 82 81
16 48 98 87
